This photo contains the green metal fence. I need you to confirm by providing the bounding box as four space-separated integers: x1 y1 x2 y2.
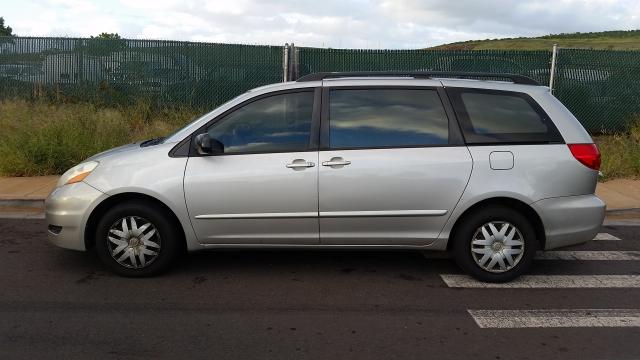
298 47 552 83
1 36 639 132
297 47 640 131
0 37 283 109
553 49 640 131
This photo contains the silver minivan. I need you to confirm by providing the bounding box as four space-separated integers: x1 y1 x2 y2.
46 71 605 282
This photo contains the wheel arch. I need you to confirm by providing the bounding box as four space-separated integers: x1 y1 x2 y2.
446 197 546 250
84 192 187 252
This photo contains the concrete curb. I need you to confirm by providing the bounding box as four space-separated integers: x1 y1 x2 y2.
0 199 45 209
0 212 45 219
605 208 640 215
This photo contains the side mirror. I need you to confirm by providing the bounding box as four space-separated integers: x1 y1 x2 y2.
195 133 224 155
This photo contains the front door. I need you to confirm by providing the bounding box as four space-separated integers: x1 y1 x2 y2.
318 86 473 245
184 89 320 244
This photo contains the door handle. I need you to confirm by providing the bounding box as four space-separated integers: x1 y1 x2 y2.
286 160 315 169
322 157 351 167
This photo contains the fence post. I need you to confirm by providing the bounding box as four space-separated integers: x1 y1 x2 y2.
549 44 558 94
292 44 299 80
283 43 289 82
286 43 299 81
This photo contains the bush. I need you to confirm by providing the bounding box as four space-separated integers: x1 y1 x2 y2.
0 99 200 176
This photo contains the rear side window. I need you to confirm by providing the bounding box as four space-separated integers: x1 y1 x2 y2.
448 89 563 144
327 88 449 149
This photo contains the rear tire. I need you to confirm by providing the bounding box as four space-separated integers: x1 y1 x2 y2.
451 205 537 283
95 201 181 277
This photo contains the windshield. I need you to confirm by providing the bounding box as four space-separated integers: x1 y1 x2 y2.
161 94 247 143
161 114 205 143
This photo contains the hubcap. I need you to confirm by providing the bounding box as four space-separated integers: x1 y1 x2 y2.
107 216 161 269
470 221 525 273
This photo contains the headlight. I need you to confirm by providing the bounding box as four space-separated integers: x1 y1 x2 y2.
57 161 99 187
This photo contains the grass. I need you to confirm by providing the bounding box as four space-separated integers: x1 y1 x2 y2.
596 120 640 181
430 30 640 51
0 99 200 176
0 99 638 180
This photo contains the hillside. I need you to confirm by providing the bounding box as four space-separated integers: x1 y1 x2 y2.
430 30 640 50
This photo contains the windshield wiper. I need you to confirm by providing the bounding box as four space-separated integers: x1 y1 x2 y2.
140 137 166 147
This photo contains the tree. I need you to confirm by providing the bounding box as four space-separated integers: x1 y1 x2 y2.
0 17 15 45
0 17 14 36
84 32 127 56
92 33 121 40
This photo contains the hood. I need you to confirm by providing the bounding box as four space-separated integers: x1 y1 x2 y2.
85 142 142 162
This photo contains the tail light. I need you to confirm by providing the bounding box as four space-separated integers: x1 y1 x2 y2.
568 143 601 170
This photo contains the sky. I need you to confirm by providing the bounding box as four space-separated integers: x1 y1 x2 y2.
2 0 640 48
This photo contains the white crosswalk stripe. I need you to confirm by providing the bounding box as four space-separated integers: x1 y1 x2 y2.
468 309 640 328
441 274 640 288
593 233 621 241
459 229 640 329
424 250 640 260
536 250 640 260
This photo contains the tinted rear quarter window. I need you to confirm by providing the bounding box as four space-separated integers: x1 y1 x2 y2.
448 88 563 144
327 88 449 149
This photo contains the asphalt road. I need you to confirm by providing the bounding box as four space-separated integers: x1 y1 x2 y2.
1 218 639 359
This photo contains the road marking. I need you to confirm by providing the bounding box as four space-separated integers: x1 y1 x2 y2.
468 309 640 328
441 275 640 288
424 251 640 261
594 233 621 241
536 251 640 261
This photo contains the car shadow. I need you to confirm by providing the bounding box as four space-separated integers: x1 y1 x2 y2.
50 247 459 280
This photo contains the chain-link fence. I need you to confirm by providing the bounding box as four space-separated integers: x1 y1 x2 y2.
298 47 552 83
553 49 640 131
1 36 639 132
297 47 639 132
0 37 283 109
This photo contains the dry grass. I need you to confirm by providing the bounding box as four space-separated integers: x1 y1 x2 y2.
430 31 640 51
0 99 200 176
596 120 640 181
0 99 638 180
431 37 640 51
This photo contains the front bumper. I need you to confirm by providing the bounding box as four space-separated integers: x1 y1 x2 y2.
45 182 108 251
532 194 606 250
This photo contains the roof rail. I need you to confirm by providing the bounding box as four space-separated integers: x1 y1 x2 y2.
296 71 540 85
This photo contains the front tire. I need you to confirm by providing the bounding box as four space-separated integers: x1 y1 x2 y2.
451 205 537 283
95 201 181 277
